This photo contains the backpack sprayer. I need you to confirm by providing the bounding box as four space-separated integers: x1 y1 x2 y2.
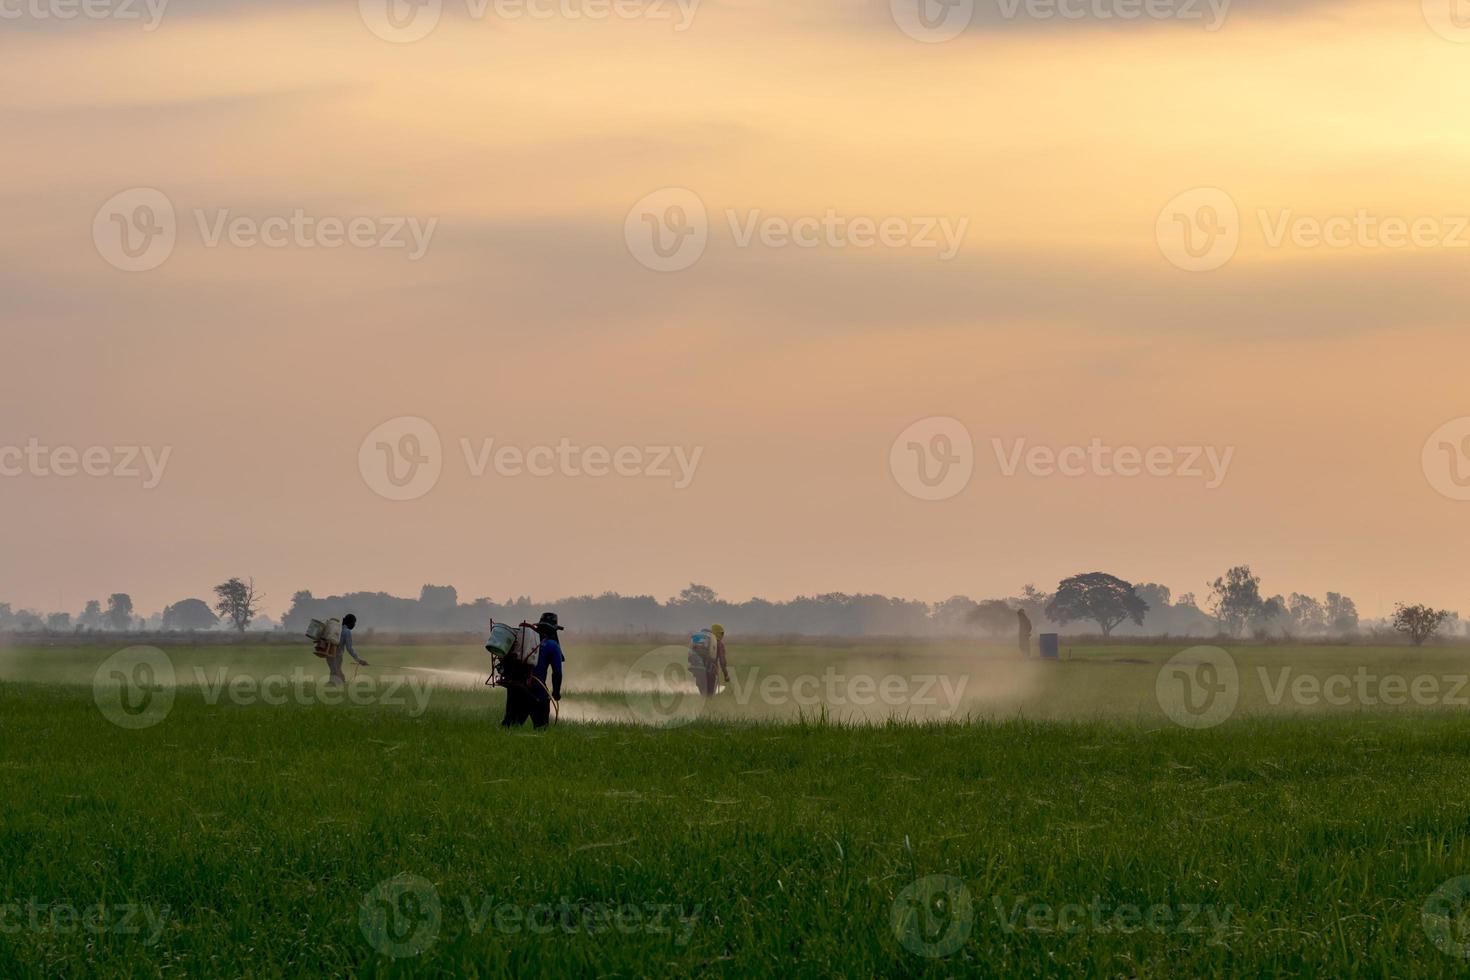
305 618 342 658
484 620 539 688
485 620 560 722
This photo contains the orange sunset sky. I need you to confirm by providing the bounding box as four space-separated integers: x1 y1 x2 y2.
3 0 1470 619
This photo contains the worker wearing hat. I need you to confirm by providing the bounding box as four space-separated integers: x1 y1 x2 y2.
711 624 731 688
503 612 565 729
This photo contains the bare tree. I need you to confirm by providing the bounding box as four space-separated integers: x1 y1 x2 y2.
214 577 263 633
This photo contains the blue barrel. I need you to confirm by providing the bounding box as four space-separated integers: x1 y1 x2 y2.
1039 633 1060 660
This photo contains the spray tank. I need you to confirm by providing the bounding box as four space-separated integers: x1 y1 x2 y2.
484 621 539 687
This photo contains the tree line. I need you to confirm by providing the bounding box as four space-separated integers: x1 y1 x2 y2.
2 566 1458 643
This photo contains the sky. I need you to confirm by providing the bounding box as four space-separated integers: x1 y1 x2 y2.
3 0 1470 619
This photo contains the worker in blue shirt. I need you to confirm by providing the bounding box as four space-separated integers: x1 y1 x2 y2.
502 612 564 729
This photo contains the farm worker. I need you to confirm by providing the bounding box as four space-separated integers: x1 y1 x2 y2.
1017 609 1032 657
328 613 369 686
711 624 731 687
502 613 564 729
688 630 717 697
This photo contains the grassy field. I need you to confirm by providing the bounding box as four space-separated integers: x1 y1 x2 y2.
4 640 1470 976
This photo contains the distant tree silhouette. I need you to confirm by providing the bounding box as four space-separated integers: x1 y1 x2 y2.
1207 566 1264 637
1045 572 1148 637
1326 592 1359 634
673 583 719 606
214 577 262 633
78 600 104 630
105 594 133 631
1393 603 1449 645
163 598 218 630
968 599 1017 636
1286 593 1327 634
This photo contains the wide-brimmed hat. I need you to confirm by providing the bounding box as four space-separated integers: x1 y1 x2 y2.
534 612 564 633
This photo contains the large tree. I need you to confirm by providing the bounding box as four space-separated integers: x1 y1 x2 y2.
1393 603 1450 646
1207 565 1264 637
1287 593 1327 635
672 583 718 606
1045 572 1148 637
78 599 103 630
163 598 219 631
968 599 1018 636
105 593 134 631
1325 592 1359 634
214 577 263 633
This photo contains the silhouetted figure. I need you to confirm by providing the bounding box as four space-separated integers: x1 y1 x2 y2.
502 612 564 729
1017 609 1032 657
328 613 368 685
